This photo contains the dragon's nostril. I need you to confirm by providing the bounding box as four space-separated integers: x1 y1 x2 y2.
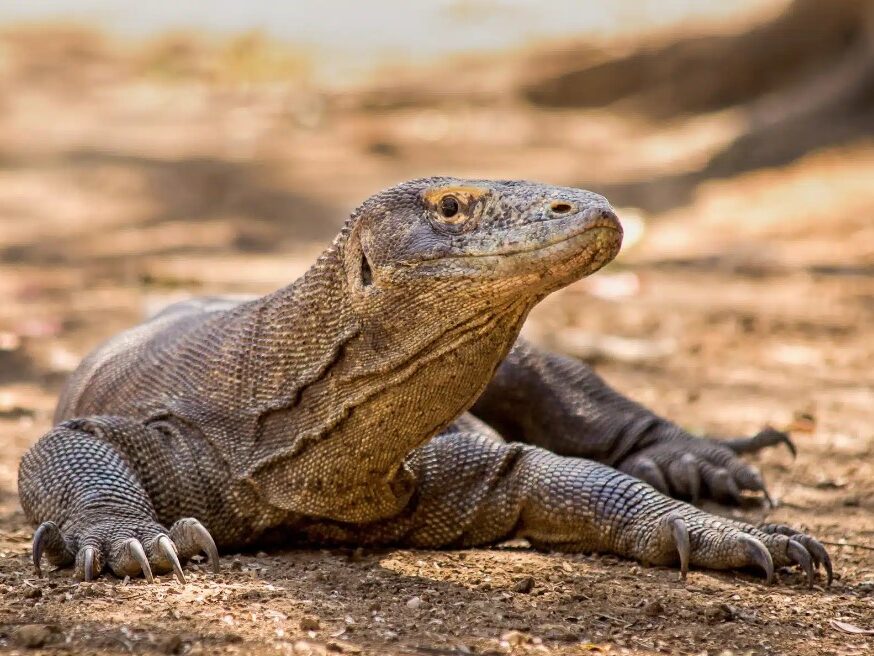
549 201 574 215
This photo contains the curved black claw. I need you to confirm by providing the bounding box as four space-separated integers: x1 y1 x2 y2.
738 534 774 584
32 521 63 577
786 539 815 589
724 427 797 459
793 535 833 586
158 535 186 584
667 516 690 580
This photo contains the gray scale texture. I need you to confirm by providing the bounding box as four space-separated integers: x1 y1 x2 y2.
18 177 830 586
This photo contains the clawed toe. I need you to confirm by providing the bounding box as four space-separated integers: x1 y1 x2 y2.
32 521 70 576
169 518 220 573
648 512 831 588
76 545 101 582
794 535 833 586
155 535 186 583
112 538 155 582
786 539 815 588
665 515 690 580
757 523 833 586
737 534 774 584
674 525 833 589
709 467 743 505
677 454 701 504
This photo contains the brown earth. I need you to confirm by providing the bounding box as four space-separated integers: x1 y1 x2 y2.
0 8 872 655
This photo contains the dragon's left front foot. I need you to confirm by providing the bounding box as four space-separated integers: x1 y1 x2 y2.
617 427 795 505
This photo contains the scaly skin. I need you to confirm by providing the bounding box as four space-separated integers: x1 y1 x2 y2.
472 338 797 504
18 178 830 587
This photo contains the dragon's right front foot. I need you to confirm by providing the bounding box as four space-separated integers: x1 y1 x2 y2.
32 516 219 583
618 507 833 589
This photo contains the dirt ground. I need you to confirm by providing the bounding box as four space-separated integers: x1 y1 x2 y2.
0 16 872 656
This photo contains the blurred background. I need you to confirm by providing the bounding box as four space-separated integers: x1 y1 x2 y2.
0 1 872 653
2 0 872 413
0 0 871 360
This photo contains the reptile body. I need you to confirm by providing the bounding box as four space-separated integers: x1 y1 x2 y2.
19 178 830 587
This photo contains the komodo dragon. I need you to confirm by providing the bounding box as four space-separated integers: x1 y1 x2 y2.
19 178 831 588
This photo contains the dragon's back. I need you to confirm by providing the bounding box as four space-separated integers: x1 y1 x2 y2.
54 296 246 423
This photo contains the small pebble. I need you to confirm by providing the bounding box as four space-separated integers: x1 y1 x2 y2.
513 577 535 593
406 596 423 609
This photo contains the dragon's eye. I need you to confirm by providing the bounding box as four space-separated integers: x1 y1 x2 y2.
440 195 460 219
424 186 484 229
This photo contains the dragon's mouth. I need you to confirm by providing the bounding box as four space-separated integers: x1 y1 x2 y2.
562 225 623 273
521 224 624 282
452 220 621 261
410 222 623 284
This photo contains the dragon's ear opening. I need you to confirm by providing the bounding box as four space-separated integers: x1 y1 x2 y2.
344 222 375 297
360 250 373 287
